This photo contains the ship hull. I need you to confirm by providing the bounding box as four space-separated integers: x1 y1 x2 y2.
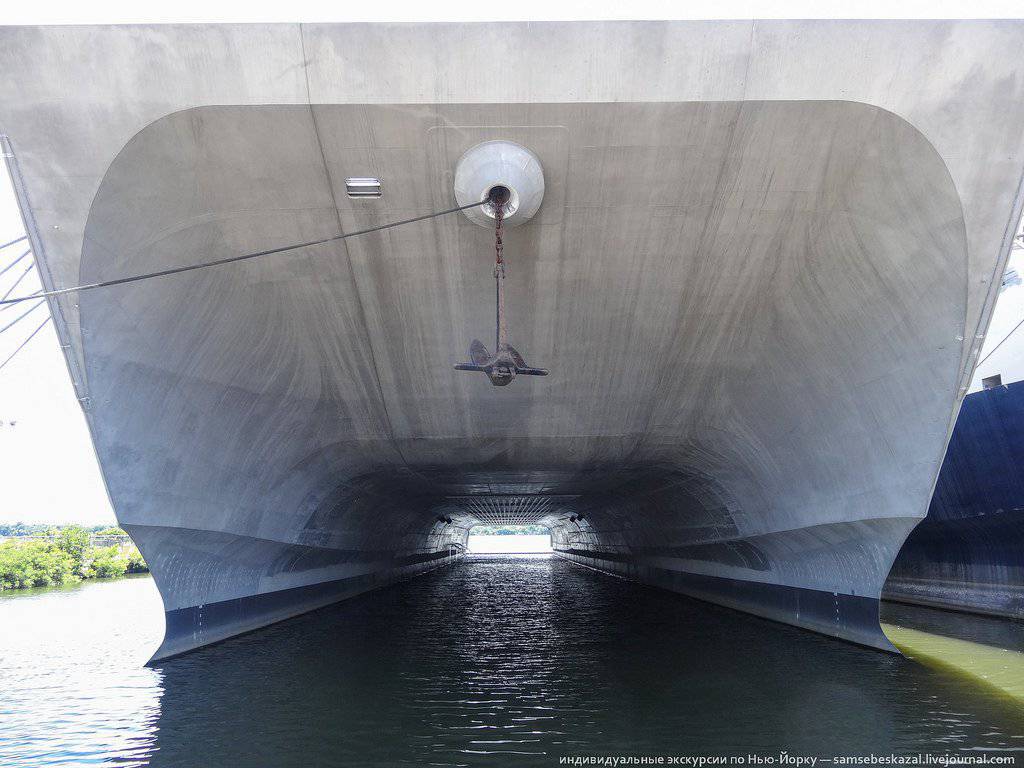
1 22 1023 659
885 381 1024 618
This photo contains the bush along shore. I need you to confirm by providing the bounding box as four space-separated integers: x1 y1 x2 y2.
0 526 148 591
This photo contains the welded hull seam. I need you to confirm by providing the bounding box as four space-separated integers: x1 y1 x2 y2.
555 549 897 652
150 550 460 663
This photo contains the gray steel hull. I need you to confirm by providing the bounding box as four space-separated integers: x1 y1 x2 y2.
2 22 1023 660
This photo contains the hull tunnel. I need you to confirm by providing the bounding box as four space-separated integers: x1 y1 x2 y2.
1 21 1023 661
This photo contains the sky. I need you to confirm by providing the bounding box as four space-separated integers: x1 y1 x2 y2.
0 174 115 524
0 2 1022 525
971 246 1024 387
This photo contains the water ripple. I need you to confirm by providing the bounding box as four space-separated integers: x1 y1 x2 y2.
2 557 1023 766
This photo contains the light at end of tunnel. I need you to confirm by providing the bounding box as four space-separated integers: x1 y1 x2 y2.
467 524 552 554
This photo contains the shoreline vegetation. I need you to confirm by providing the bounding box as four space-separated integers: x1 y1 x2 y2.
469 524 548 535
0 524 148 591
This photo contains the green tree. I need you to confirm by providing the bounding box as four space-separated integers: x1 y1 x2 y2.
0 522 50 537
0 525 148 590
55 526 91 576
125 545 148 573
470 524 549 536
0 540 77 589
88 546 128 578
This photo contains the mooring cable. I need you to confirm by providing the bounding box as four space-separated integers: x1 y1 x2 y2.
0 235 28 251
0 299 44 336
0 200 487 308
0 248 31 279
0 316 51 372
0 288 42 313
977 315 1024 368
1 263 34 303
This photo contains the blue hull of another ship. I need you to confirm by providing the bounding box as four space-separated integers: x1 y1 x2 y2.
885 381 1024 617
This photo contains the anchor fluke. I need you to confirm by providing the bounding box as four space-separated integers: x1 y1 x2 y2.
506 344 549 377
454 340 549 387
453 340 490 373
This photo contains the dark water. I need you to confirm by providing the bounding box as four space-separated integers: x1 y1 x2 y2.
2 556 1023 767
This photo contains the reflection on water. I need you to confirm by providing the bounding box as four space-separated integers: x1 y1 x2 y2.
881 601 1024 650
0 575 163 766
2 556 1023 767
881 602 1024 708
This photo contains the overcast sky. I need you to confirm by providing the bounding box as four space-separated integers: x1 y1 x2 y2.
0 175 115 524
1 1 1022 525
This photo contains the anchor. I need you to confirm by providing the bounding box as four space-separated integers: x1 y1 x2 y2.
454 185 549 387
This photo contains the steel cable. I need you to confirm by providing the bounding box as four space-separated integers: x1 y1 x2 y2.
0 200 486 308
0 235 28 251
0 300 44 335
0 248 31 279
1 263 34 302
0 316 51 372
977 315 1024 368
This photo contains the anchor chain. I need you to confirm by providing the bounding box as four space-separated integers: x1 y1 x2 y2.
494 198 504 277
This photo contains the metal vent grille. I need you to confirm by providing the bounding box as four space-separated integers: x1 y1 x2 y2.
445 495 562 526
345 177 382 198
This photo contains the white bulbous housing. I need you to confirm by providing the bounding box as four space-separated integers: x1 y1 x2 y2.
454 140 545 228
